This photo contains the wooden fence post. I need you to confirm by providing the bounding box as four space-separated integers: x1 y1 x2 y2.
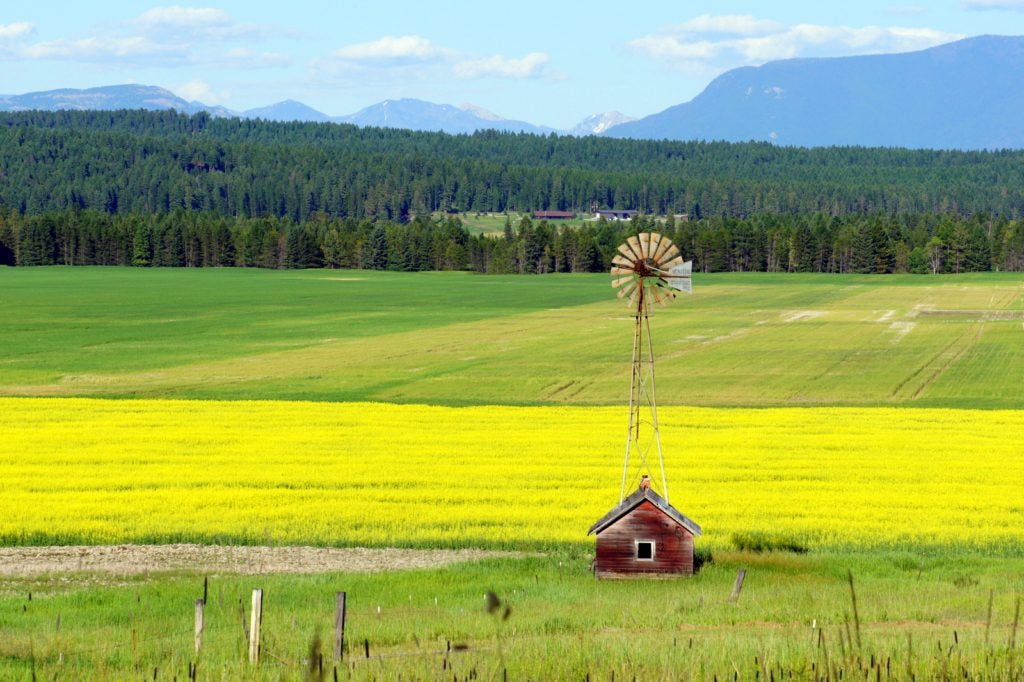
334 592 347 662
729 569 747 602
194 599 204 654
249 589 263 665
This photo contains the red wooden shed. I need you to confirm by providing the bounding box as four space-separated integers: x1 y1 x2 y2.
588 486 702 579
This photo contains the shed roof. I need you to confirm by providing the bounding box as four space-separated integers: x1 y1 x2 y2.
588 487 702 537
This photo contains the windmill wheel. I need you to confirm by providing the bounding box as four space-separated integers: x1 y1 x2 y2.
610 232 692 311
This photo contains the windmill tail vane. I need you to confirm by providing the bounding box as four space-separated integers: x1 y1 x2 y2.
610 232 692 503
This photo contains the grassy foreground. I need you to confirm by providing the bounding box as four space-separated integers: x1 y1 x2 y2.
2 552 1023 680
1 268 1022 407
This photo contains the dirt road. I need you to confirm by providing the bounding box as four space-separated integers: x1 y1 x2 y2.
0 545 521 576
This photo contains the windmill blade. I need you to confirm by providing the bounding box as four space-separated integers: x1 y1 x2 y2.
626 235 643 260
648 231 662 254
652 234 672 262
611 275 634 289
651 276 675 301
662 255 685 270
659 244 681 266
616 280 637 299
653 278 677 298
611 254 634 268
639 232 652 258
649 233 665 261
610 266 633 276
617 243 640 261
647 283 667 307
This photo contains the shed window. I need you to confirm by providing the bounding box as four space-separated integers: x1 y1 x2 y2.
636 541 655 561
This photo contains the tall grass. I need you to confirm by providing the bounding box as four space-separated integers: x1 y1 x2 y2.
2 552 1023 679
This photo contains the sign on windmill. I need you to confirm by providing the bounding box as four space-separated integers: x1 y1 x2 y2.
588 232 702 579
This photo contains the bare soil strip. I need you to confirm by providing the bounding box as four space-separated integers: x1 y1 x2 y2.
0 545 523 576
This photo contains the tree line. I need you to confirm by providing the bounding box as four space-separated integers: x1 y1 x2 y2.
6 109 1024 222
3 208 1021 274
2 108 1023 273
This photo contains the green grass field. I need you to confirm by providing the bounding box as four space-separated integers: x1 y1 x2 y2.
3 551 1023 679
445 211 595 236
1 268 1022 407
2 266 1024 679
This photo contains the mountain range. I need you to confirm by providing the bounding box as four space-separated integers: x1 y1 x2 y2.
607 34 1024 149
0 84 627 136
1 35 1021 148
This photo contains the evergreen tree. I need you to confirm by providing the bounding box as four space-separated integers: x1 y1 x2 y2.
368 226 388 270
131 222 151 266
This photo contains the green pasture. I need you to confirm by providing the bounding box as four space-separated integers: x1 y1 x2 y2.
443 211 594 235
2 551 1023 680
1 267 1022 407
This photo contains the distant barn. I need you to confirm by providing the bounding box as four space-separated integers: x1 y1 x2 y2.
532 210 576 220
595 209 638 221
588 486 701 579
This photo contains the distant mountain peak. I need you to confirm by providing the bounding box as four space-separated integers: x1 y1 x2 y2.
336 97 557 134
606 34 1024 149
243 99 330 122
0 83 237 117
459 103 502 121
569 111 636 136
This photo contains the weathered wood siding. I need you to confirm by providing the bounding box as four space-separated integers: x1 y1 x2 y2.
594 499 694 578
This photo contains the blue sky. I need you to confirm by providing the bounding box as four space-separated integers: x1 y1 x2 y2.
3 1 1024 128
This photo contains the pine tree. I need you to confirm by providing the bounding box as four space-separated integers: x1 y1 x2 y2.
131 223 151 267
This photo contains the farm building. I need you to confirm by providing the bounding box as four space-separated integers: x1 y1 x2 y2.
588 485 702 579
532 210 576 219
595 209 638 221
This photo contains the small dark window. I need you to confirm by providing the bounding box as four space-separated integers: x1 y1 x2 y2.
636 541 654 560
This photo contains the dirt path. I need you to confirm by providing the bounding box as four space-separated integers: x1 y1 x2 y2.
0 545 523 576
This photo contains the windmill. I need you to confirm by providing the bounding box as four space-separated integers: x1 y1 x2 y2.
609 232 692 504
587 231 701 578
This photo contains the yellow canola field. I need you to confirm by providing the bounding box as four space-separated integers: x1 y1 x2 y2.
1 398 1022 552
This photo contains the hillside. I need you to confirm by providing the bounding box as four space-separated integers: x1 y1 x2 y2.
0 84 235 117
6 109 1024 223
608 35 1024 149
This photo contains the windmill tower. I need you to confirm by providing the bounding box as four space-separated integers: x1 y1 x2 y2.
587 232 702 579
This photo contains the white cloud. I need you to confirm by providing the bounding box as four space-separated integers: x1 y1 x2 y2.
8 7 291 69
669 14 784 37
133 6 230 29
332 35 445 62
0 22 33 41
962 0 1024 8
628 15 963 74
317 36 552 88
22 36 177 61
175 78 229 104
453 52 549 79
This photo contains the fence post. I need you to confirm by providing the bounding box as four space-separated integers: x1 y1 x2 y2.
334 592 347 662
194 599 204 654
729 569 747 602
249 588 263 664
